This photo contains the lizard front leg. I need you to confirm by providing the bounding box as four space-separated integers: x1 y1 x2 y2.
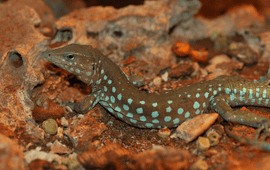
67 91 101 114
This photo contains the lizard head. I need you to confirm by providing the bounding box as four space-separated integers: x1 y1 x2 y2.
44 44 102 86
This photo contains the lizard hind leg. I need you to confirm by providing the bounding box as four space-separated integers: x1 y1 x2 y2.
210 96 270 140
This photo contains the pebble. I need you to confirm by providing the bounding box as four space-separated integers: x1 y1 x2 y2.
171 41 191 57
206 130 220 146
176 113 219 143
61 117 69 127
158 127 171 138
196 137 210 152
152 76 162 86
190 159 209 170
42 118 58 135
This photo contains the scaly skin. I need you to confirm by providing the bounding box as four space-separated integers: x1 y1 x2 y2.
44 44 270 150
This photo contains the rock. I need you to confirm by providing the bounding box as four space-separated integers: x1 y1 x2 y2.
176 113 219 143
42 119 58 135
0 134 25 170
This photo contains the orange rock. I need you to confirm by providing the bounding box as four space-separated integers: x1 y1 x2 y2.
32 98 65 122
171 41 191 57
190 49 209 64
123 56 137 65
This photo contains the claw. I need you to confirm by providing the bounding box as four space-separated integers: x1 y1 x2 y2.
255 122 270 140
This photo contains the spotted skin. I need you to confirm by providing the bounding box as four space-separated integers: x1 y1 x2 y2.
44 44 270 130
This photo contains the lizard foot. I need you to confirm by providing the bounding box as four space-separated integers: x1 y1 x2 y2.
225 125 270 151
255 122 270 141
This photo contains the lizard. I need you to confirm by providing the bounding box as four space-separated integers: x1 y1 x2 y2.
44 44 270 146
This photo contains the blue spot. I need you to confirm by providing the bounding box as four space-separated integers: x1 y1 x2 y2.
249 89 253 98
130 119 137 124
179 94 181 97
104 75 107 80
230 93 235 101
117 112 123 118
108 80 112 84
193 101 200 109
263 89 267 98
86 72 92 76
173 118 180 124
112 87 116 93
166 106 172 112
185 112 190 118
213 90 217 95
140 101 145 104
136 107 143 114
225 88 231 94
104 86 107 92
218 84 222 86
75 69 80 73
209 84 212 87
243 88 246 93
209 88 212 91
164 116 171 122
256 92 260 97
240 96 244 101
101 69 104 74
115 106 121 112
252 99 255 103
265 99 269 105
218 87 221 91
234 89 237 93
107 107 114 113
123 104 129 111
105 96 109 101
204 92 209 98
127 98 133 104
197 88 201 91
152 111 159 118
239 90 243 96
256 88 260 92
111 96 115 103
152 119 159 124
177 108 183 114
145 123 153 128
258 98 262 104
117 93 122 100
126 113 133 118
187 94 191 98
195 109 200 114
196 93 200 98
203 102 206 108
140 116 146 121
152 102 158 107
168 100 173 104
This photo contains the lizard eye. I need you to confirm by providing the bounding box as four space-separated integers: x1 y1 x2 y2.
65 54 75 61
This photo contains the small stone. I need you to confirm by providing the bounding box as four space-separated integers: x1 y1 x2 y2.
61 117 69 127
77 114 84 119
190 49 209 64
190 159 209 170
171 41 191 57
42 119 58 135
176 113 219 143
123 56 137 65
158 127 171 138
168 61 194 78
152 77 162 86
196 137 210 152
161 72 169 82
206 131 220 146
51 140 72 154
